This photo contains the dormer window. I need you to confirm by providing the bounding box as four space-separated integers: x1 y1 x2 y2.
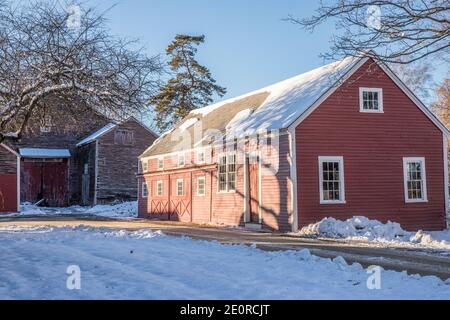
359 88 383 113
178 153 185 167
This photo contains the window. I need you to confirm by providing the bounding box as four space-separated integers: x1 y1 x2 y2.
176 179 184 196
40 115 52 133
142 160 148 173
197 150 205 164
403 157 427 202
197 176 206 196
178 153 185 167
156 180 163 196
227 154 236 191
157 158 164 170
218 153 236 192
142 182 148 198
359 87 383 112
319 156 345 204
114 129 135 145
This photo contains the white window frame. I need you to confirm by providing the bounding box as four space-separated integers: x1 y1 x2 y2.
176 179 184 196
157 158 164 170
403 157 428 203
156 180 163 196
142 160 148 173
197 150 205 164
318 156 346 204
197 176 206 196
142 182 148 198
178 153 185 167
217 153 236 193
359 87 383 113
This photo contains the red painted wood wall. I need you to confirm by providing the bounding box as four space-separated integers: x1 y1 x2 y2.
296 59 446 231
0 174 17 212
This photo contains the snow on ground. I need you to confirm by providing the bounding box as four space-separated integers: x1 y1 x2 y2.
12 201 137 219
0 225 448 300
296 216 450 252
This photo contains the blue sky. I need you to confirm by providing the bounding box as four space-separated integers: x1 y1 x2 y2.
85 0 446 106
88 0 335 100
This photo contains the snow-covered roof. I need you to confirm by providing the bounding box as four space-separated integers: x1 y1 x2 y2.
76 123 116 147
192 56 359 133
19 148 71 158
141 56 360 157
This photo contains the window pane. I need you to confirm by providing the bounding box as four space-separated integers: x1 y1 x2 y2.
321 160 342 201
406 160 424 200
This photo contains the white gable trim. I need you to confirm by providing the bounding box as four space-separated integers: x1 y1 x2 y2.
376 62 449 134
0 143 19 157
443 134 449 227
287 57 369 131
287 57 449 135
0 143 21 211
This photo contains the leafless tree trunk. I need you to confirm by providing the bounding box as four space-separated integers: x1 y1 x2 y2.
287 0 449 64
0 0 162 142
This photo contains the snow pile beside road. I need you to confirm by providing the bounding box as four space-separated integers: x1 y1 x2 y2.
298 216 450 250
83 201 138 218
16 201 138 219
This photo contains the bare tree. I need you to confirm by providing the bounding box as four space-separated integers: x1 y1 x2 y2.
389 59 435 101
432 77 450 125
0 0 162 142
287 0 450 64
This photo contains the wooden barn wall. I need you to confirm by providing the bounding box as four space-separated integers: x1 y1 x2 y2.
12 104 109 204
0 146 17 174
295 59 446 231
72 143 96 204
96 120 157 203
138 133 293 232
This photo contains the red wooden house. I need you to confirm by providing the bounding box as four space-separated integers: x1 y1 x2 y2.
138 56 449 232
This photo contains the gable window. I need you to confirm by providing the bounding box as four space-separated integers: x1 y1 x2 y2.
197 150 205 164
359 88 383 113
142 160 148 173
197 176 206 196
40 115 52 133
218 153 236 192
157 158 164 170
178 153 185 167
176 179 184 196
156 180 163 196
403 157 427 202
142 182 148 198
114 129 135 145
319 156 345 204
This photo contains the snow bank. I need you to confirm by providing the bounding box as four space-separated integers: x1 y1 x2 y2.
0 225 448 299
297 216 450 251
16 201 138 219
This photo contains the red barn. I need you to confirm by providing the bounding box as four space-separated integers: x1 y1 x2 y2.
0 143 20 213
138 56 449 232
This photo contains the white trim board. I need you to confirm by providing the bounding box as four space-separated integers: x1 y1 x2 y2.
402 157 428 203
287 56 449 135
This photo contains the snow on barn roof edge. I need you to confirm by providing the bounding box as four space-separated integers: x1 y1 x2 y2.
140 56 361 158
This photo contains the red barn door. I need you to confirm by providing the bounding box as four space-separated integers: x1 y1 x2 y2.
21 159 68 207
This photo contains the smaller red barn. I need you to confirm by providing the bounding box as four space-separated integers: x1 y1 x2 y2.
0 143 20 213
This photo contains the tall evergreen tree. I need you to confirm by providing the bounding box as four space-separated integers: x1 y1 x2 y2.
150 35 226 132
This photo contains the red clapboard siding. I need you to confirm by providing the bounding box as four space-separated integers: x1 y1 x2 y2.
296 59 446 231
0 174 17 213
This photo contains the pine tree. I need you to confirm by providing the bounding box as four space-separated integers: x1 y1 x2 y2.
150 35 226 132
